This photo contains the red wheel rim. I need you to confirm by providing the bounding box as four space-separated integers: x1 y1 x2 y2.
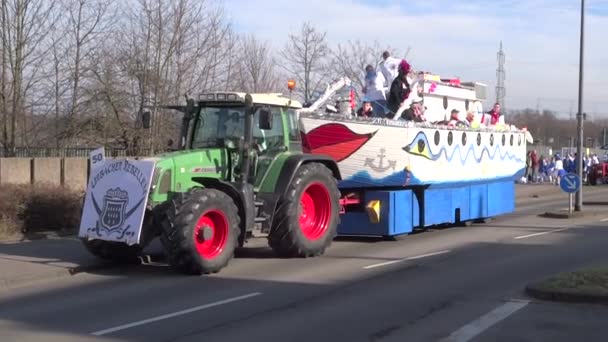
193 209 229 259
299 182 332 241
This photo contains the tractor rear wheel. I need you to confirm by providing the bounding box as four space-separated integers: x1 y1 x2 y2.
268 162 340 258
160 188 240 275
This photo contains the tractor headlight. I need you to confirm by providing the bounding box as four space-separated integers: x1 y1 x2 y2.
151 167 161 191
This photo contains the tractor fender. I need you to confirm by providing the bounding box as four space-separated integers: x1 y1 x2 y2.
275 154 341 198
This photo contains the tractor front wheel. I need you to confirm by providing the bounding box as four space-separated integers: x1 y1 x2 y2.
81 239 143 264
160 188 240 275
268 162 340 258
80 210 157 264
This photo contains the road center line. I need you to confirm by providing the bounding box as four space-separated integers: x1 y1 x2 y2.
91 292 262 336
440 299 530 342
514 227 570 240
363 250 451 269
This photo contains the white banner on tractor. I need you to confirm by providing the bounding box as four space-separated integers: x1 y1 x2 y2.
78 153 155 246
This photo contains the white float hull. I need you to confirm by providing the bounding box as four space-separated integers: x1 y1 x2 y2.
299 115 527 189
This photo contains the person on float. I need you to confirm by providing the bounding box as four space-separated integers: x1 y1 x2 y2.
380 51 401 90
481 102 505 128
447 109 469 128
466 111 481 128
399 99 426 122
356 99 374 118
362 64 388 117
387 59 413 119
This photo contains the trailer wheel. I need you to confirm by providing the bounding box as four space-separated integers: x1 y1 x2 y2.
459 220 474 227
161 188 240 275
268 162 340 258
475 217 494 224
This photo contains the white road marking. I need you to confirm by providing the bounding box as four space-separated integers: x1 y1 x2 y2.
601 218 608 222
440 299 530 342
363 250 451 269
91 292 262 336
514 227 570 240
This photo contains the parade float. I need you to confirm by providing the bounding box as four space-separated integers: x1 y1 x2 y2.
298 73 532 235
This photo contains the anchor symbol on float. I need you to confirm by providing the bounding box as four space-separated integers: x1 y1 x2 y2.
364 148 397 172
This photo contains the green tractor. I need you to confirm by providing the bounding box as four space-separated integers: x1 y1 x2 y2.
81 90 343 275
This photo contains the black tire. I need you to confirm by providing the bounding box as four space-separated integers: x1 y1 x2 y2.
160 188 240 275
81 239 143 264
80 210 156 264
383 233 409 241
268 162 340 258
475 217 494 224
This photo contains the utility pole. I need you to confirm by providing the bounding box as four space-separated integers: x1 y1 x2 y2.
575 0 585 212
495 41 506 111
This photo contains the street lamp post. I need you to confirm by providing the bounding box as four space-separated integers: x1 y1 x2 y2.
575 0 585 211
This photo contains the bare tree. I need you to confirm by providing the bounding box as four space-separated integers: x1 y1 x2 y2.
59 0 115 145
0 0 58 155
86 0 236 154
331 40 404 92
280 22 330 103
234 35 279 93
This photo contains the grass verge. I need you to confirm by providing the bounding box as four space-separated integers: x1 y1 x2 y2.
526 264 608 304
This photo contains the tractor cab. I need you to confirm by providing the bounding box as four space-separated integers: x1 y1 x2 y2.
186 92 303 184
148 89 302 206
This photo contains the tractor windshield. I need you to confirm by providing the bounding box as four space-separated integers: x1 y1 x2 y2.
191 106 246 148
191 104 286 151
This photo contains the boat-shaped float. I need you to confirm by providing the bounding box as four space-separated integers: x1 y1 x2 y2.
298 75 532 190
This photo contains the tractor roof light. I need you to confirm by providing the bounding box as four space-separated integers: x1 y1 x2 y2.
288 80 296 91
198 93 215 101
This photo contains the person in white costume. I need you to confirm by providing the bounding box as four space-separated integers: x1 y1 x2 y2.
380 51 401 89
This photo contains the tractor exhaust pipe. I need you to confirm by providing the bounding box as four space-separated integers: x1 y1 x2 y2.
241 94 254 185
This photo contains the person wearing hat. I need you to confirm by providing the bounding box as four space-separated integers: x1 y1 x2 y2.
399 99 425 122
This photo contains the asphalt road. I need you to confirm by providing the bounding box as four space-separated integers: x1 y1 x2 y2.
1 186 608 342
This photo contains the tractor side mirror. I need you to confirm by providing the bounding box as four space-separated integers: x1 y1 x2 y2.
258 107 273 130
142 111 151 129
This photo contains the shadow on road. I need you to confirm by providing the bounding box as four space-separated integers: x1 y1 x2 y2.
0 224 607 342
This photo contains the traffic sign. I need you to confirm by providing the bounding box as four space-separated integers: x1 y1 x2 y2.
560 173 581 193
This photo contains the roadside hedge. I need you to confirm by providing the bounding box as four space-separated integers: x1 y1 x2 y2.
0 183 84 239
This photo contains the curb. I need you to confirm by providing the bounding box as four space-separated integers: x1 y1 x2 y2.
541 211 586 219
525 282 608 305
583 201 608 206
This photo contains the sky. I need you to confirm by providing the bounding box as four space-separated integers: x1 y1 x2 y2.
223 0 608 118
